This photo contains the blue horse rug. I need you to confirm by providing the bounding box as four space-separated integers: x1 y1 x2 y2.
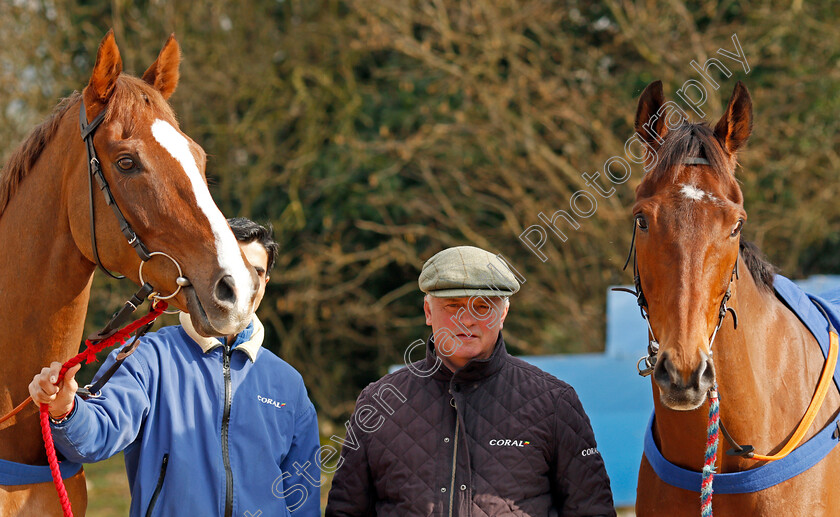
644 274 840 493
0 457 81 485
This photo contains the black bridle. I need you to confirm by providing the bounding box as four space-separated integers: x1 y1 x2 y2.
80 102 152 278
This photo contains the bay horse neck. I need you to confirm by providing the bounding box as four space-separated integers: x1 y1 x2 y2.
0 97 97 464
652 249 840 472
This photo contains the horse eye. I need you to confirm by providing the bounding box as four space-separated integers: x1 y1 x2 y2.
117 157 135 171
635 215 649 231
731 219 744 237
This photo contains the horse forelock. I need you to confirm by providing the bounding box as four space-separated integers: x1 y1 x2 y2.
106 75 177 135
639 122 740 201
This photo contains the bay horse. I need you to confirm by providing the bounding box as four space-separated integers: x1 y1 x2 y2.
631 80 840 515
0 31 258 515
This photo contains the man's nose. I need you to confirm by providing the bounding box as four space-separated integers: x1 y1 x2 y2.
457 307 478 326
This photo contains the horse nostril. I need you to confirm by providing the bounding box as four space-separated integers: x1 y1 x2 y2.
653 351 715 392
699 356 715 386
653 353 675 390
213 274 237 306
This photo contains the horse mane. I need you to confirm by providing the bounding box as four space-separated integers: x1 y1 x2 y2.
740 240 777 291
0 76 175 218
647 122 733 186
0 92 80 217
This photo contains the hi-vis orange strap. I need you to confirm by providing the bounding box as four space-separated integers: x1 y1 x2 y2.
750 331 839 462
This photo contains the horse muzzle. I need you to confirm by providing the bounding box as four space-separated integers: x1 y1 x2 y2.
182 277 253 337
653 350 716 411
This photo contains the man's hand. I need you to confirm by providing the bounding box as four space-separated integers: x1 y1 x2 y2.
29 362 82 419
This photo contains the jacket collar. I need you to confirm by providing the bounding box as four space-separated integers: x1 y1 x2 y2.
179 312 264 362
425 331 508 382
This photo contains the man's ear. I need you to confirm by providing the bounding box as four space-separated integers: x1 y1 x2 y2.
424 296 433 326
498 301 509 330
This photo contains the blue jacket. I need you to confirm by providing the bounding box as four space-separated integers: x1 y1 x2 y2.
51 314 321 517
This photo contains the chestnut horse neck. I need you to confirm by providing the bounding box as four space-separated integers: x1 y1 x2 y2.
0 94 97 464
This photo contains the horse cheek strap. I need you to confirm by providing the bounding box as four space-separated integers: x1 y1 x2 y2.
80 102 153 275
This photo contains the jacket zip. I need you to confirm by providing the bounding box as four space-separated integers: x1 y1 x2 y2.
222 344 234 517
448 399 459 517
145 453 169 517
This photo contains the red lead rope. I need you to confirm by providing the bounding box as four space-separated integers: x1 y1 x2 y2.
40 301 167 517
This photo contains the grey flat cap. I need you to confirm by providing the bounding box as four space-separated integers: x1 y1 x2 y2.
419 246 520 298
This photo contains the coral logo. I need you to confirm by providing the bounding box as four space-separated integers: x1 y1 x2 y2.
581 447 599 456
488 439 530 447
257 395 286 409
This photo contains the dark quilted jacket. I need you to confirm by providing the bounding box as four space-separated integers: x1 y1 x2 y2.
325 333 615 517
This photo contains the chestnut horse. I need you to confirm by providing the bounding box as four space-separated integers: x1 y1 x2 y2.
0 31 258 515
631 81 840 515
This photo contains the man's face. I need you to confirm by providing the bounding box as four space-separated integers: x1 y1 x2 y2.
424 295 509 371
239 240 269 312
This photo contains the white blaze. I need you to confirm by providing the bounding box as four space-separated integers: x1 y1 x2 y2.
151 120 252 311
680 184 706 201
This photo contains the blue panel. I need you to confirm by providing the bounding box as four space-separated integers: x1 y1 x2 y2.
519 355 652 507
605 286 649 359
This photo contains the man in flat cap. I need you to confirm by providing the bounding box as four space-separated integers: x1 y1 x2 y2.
326 246 615 516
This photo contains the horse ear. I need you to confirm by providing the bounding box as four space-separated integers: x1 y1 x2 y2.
635 80 667 148
714 81 753 155
84 29 122 106
142 34 180 100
